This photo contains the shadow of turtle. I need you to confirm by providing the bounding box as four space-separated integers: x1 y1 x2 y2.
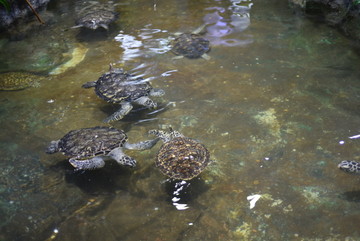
50 159 134 195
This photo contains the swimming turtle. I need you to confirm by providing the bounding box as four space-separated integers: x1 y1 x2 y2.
46 126 159 171
171 24 211 60
72 1 118 30
82 65 165 123
338 160 360 174
149 128 211 180
0 71 44 90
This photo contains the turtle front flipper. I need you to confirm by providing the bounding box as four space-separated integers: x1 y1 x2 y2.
46 140 60 154
82 81 97 88
108 147 136 167
69 156 106 171
104 102 133 123
124 138 159 150
71 24 83 29
192 23 207 35
134 96 157 108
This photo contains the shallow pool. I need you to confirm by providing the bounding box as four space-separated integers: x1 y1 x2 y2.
0 0 360 240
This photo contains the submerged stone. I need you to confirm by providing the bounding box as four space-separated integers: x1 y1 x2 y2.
0 71 45 90
49 43 88 75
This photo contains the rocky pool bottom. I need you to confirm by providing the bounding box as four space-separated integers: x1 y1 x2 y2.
0 0 360 240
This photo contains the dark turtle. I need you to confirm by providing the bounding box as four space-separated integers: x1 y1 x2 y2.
171 25 211 60
46 126 159 171
338 160 360 174
82 65 165 123
72 1 118 30
149 128 211 180
0 71 44 90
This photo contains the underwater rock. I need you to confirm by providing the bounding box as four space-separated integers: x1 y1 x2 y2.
49 43 88 75
0 42 87 90
0 143 86 241
0 0 50 30
0 36 72 73
0 71 45 90
289 0 360 41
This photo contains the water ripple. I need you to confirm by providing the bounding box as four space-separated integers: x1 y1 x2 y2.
204 0 253 46
114 25 171 63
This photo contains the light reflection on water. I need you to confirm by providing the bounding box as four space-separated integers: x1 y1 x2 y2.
115 26 171 62
204 0 253 47
0 0 360 240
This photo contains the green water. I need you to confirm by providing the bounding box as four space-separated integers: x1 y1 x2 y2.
0 0 360 240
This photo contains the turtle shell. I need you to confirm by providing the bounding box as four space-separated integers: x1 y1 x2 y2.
76 10 117 29
0 71 44 90
155 137 210 180
171 33 210 58
94 69 153 103
75 1 118 30
58 126 127 159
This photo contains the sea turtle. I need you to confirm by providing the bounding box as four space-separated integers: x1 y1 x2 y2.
149 128 211 180
72 1 118 30
171 24 211 60
82 65 165 123
0 71 45 90
338 160 360 174
46 126 159 171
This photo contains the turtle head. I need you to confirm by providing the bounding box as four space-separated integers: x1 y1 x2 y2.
338 160 360 174
83 19 103 30
74 18 107 30
46 140 60 154
149 128 184 143
148 129 168 142
169 127 184 139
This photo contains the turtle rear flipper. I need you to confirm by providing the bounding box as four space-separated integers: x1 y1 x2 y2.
69 157 106 171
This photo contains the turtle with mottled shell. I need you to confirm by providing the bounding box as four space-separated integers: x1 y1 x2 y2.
72 1 118 30
171 24 211 60
82 65 165 123
149 128 211 180
338 160 360 174
46 126 158 171
0 71 44 90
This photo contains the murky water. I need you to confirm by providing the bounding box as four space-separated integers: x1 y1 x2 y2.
1 0 360 240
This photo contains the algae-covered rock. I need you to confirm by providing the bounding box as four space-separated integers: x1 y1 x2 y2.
0 71 45 90
0 0 50 29
289 0 360 41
